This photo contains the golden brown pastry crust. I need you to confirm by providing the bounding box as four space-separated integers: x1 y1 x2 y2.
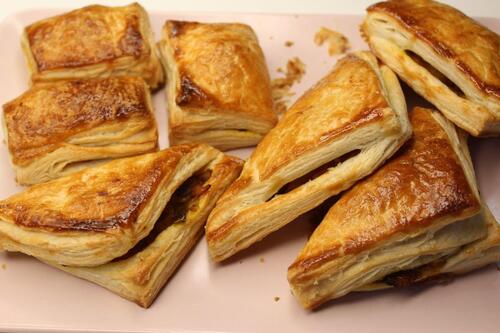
22 3 164 89
0 144 220 266
42 153 243 308
288 107 482 309
159 20 278 150
206 51 411 261
368 0 499 98
2 76 158 185
363 0 500 136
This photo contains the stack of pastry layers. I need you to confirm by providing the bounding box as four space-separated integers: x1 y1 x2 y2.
0 3 252 308
205 0 500 309
0 0 498 310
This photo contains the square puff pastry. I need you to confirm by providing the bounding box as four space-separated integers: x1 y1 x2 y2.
42 153 243 308
287 107 484 309
2 76 158 185
22 3 165 90
0 144 221 267
206 51 411 262
362 0 500 136
159 20 278 150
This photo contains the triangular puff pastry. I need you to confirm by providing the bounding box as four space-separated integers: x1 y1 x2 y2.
40 153 242 308
159 20 278 150
206 51 411 262
3 76 158 185
288 107 485 309
21 3 165 89
0 144 224 267
362 0 500 136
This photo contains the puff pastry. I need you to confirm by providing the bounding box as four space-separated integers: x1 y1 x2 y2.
0 144 222 267
159 20 278 150
362 0 500 136
2 76 158 185
206 51 411 262
363 204 499 289
42 153 242 308
287 107 484 309
22 3 164 90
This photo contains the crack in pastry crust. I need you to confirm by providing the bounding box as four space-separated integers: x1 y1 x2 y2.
41 153 243 308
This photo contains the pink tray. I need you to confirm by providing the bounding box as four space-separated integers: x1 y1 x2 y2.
0 8 498 333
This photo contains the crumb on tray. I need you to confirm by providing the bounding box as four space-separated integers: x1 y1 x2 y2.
274 296 280 302
271 57 306 114
314 27 350 56
1 264 6 270
259 257 265 263
285 40 294 47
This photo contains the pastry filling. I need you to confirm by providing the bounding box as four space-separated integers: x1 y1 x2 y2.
112 169 212 261
267 149 361 201
405 51 465 97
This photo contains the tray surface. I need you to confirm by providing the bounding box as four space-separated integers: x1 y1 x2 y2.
0 8 498 333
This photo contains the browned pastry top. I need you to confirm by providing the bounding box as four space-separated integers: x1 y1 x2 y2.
3 76 152 166
241 53 388 182
291 107 480 272
368 0 500 99
26 3 149 71
0 145 202 232
163 20 276 123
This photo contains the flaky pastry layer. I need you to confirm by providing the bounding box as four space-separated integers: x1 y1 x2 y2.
159 20 278 150
206 51 411 262
0 144 219 267
362 0 500 136
2 76 158 185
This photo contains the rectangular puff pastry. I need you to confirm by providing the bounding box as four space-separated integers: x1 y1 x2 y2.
2 76 158 185
22 3 164 90
287 107 485 309
159 21 278 150
0 144 224 268
41 153 242 308
206 51 411 262
362 0 500 136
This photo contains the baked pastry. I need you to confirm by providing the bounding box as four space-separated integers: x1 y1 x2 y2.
2 76 158 185
439 205 499 274
42 153 242 308
22 3 164 90
362 0 500 136
287 107 485 309
159 20 278 150
361 204 499 289
0 144 223 267
206 51 411 262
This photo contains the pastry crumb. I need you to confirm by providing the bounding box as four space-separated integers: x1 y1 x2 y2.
259 257 265 263
269 36 274 40
239 260 243 264
284 41 294 47
1 264 6 270
271 57 306 114
274 296 280 302
314 27 350 56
